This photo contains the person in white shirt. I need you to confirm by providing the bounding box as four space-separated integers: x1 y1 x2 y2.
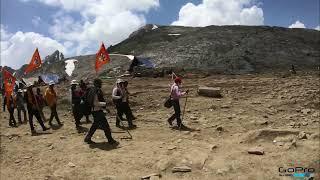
112 79 136 129
84 78 118 145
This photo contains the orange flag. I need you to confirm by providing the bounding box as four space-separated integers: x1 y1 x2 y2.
25 48 42 74
95 43 110 72
2 68 16 98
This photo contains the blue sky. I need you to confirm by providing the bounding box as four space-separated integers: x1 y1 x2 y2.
1 0 319 69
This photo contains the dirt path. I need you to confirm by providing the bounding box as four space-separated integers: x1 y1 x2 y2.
1 74 319 180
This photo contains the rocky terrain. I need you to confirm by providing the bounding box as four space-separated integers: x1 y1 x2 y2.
2 24 319 81
1 73 319 179
110 24 320 74
1 24 319 179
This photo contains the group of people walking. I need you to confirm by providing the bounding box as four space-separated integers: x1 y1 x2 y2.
2 81 60 134
2 76 188 146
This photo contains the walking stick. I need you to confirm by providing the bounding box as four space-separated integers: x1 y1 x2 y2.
180 91 188 131
116 114 133 140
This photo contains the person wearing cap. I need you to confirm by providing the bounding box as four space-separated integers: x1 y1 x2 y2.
112 79 136 129
167 77 189 128
79 79 91 123
70 80 81 128
26 84 49 134
7 93 17 127
44 81 62 126
84 78 118 145
15 89 27 123
122 80 136 120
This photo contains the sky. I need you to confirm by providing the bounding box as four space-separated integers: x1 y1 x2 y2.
1 0 319 69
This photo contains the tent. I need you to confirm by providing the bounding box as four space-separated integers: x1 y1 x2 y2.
40 74 60 84
127 56 155 72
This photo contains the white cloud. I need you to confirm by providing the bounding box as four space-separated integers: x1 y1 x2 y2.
20 0 159 55
315 25 320 31
1 25 66 69
1 25 12 40
172 0 264 27
288 20 306 28
31 16 41 27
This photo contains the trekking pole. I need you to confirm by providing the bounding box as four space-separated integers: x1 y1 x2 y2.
180 91 189 131
116 114 133 139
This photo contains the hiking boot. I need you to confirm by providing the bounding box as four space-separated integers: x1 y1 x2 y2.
31 130 37 135
167 119 173 126
178 124 187 129
128 124 137 129
43 127 50 131
108 139 119 146
84 137 94 144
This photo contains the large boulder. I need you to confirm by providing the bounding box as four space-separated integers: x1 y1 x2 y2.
198 86 222 98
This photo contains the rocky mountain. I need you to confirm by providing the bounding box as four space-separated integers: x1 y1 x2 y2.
4 24 320 80
109 24 320 74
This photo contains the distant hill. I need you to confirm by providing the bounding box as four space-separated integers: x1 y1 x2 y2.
4 24 320 80
109 24 320 74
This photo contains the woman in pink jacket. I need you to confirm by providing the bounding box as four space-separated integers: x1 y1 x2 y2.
167 77 189 128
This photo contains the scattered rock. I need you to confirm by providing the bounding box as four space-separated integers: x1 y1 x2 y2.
44 175 52 180
221 105 230 109
301 109 311 115
141 173 161 179
291 138 297 147
302 122 308 126
23 156 32 159
210 144 218 150
150 176 160 180
309 133 320 140
176 139 182 143
100 175 116 180
198 87 222 98
60 136 66 139
298 132 307 140
263 115 269 118
190 116 197 120
167 145 177 150
248 147 264 155
259 120 268 125
216 168 229 175
251 101 262 105
183 131 191 135
67 162 76 167
172 166 192 173
15 159 21 164
311 112 320 118
216 126 224 131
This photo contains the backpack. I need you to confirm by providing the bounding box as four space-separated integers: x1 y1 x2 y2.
164 85 174 108
82 87 95 115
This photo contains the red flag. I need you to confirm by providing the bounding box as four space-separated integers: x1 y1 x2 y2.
2 68 16 97
25 48 42 74
95 43 110 72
